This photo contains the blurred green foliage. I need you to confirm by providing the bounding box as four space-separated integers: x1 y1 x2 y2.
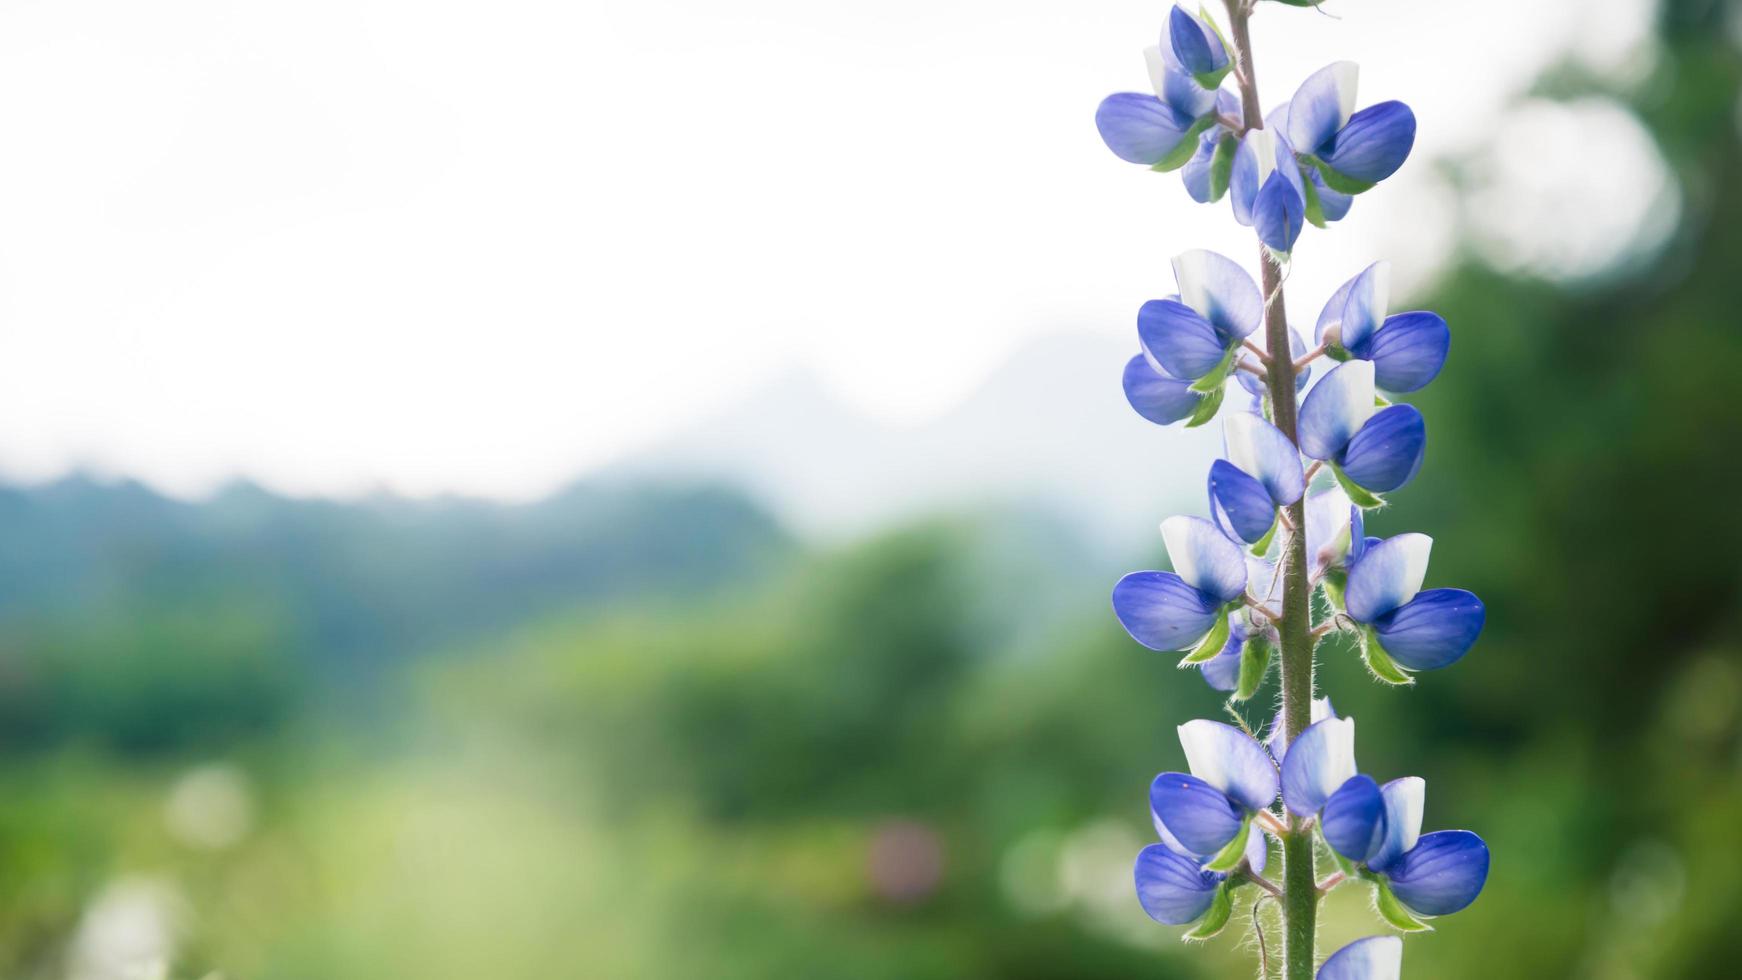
1 3 1740 978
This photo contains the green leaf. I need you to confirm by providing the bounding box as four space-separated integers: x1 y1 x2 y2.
1151 116 1217 173
1207 134 1237 202
1183 380 1226 428
1184 882 1236 940
1301 173 1328 229
1180 610 1232 665
1190 346 1238 394
1234 632 1273 701
1330 464 1386 510
1361 627 1415 687
1204 818 1252 873
1374 878 1433 932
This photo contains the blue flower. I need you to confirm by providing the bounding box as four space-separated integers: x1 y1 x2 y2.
1317 936 1403 980
1231 127 1307 254
1284 62 1417 193
1209 412 1306 546
1112 516 1248 651
1315 263 1450 393
1134 827 1267 926
1279 717 1385 861
1095 44 1219 168
1196 612 1247 692
1163 4 1232 88
1298 360 1426 499
1139 251 1262 379
1303 483 1361 580
1344 534 1485 672
1151 720 1278 859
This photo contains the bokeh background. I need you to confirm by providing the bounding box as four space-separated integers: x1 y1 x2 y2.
0 0 1738 977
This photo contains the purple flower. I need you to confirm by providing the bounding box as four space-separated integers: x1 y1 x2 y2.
1315 263 1451 393
1298 360 1427 499
1285 62 1416 191
1344 534 1486 673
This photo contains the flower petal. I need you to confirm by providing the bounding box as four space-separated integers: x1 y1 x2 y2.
1135 843 1221 924
1368 776 1424 872
1314 270 1360 347
1224 412 1306 506
1181 130 1222 203
1322 101 1416 184
1280 716 1358 817
1385 830 1490 916
1123 354 1202 425
1298 360 1376 461
1265 698 1336 759
1179 719 1280 814
1243 819 1270 875
1199 614 1245 692
1310 169 1354 222
1344 533 1432 623
1244 555 1282 621
1096 92 1191 166
1321 775 1384 862
1150 771 1243 857
1172 250 1262 344
1305 484 1355 578
1338 404 1426 494
1286 61 1359 155
1167 4 1229 77
1139 299 1229 381
1364 311 1449 393
1317 936 1403 980
1255 171 1306 254
1162 515 1248 604
1373 588 1484 671
1337 262 1390 353
1209 460 1276 545
1112 571 1222 651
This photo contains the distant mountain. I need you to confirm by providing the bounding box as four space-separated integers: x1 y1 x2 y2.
608 332 1222 552
0 475 795 669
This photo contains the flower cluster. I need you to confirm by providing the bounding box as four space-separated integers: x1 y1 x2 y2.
1096 4 1487 977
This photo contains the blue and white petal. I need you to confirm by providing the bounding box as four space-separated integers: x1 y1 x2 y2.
1150 771 1244 857
1373 588 1485 670
1265 698 1336 759
1365 311 1450 393
1245 555 1282 621
1321 775 1384 862
1243 818 1269 875
1286 61 1359 155
1338 404 1426 493
1123 354 1202 425
1199 614 1246 692
1144 47 1219 122
1097 92 1192 166
1162 515 1249 604
1305 484 1355 578
1317 936 1403 980
1235 327 1311 400
1255 171 1306 254
1135 843 1222 924
1112 571 1222 651
1298 360 1377 461
1225 412 1306 506
1322 101 1417 184
1344 533 1431 623
1314 270 1360 347
1179 719 1280 814
1367 776 1424 872
1385 830 1490 916
1280 716 1358 817
1167 4 1229 78
1139 299 1229 381
1337 262 1390 353
1173 250 1262 343
1181 130 1223 203
1310 169 1354 223
1210 460 1277 544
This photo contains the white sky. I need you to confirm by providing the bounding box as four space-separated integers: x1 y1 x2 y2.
0 0 1656 499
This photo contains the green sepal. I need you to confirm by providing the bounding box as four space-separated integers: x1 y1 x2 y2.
1151 115 1217 173
1361 626 1415 687
1180 609 1232 666
1233 632 1273 701
1327 838 1358 878
1307 156 1377 196
1301 173 1328 229
1248 518 1278 557
1374 878 1433 932
1206 134 1237 203
1325 342 1352 362
1183 882 1237 941
1203 817 1252 873
1330 464 1386 510
1190 346 1238 394
1321 568 1346 612
1183 379 1226 428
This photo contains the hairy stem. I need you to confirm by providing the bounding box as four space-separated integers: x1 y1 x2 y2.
1224 2 1317 977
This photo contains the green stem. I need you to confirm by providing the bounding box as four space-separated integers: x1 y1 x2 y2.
1223 2 1317 977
